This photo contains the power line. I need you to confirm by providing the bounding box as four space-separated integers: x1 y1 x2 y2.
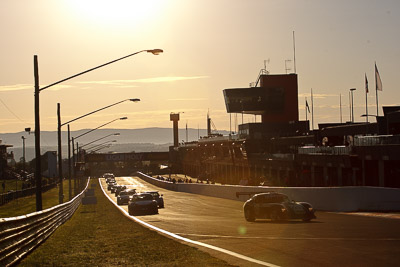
0 97 30 124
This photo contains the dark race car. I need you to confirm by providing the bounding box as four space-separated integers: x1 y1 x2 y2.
103 173 115 180
117 189 137 205
107 182 117 191
128 193 159 216
114 185 127 197
243 192 316 222
143 191 164 208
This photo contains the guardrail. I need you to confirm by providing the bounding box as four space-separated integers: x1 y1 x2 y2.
0 178 90 266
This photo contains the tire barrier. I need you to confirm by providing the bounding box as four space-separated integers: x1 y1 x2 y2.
0 178 90 266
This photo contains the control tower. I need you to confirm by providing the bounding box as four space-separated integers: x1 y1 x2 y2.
223 73 299 123
170 113 180 147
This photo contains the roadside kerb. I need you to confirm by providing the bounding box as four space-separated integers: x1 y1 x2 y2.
136 172 400 212
0 178 90 266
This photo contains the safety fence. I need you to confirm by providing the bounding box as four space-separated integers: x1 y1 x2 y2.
0 178 90 266
0 182 57 206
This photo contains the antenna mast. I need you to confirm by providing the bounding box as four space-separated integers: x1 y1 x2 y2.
285 59 292 74
253 59 270 87
293 31 297 73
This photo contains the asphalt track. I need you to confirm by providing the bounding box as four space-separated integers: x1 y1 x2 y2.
100 176 400 267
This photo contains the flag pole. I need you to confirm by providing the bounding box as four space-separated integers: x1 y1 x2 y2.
375 64 379 116
365 73 369 123
305 97 308 122
349 91 351 122
374 62 385 117
311 88 314 130
340 94 342 123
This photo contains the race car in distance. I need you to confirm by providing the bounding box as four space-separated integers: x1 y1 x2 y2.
128 193 158 216
103 173 115 180
144 191 164 208
114 185 127 197
243 192 316 222
117 189 137 205
107 182 117 191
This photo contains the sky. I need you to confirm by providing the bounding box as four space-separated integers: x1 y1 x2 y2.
0 0 399 135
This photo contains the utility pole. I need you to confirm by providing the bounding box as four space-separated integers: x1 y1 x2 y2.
34 55 42 211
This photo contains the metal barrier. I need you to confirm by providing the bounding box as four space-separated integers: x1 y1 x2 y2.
0 178 90 266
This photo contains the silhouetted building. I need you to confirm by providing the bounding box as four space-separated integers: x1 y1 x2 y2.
173 73 400 188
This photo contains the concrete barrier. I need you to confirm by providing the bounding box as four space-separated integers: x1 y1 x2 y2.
136 172 400 212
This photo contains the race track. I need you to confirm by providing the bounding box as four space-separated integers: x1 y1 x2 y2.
100 176 400 267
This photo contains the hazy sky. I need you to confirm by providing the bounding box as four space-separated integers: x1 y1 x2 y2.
0 0 399 134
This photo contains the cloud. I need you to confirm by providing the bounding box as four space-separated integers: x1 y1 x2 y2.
0 76 208 92
0 84 32 92
0 84 72 92
167 98 207 101
77 76 209 86
298 93 338 99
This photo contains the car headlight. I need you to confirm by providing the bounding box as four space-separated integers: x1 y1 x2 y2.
308 207 313 212
281 208 286 213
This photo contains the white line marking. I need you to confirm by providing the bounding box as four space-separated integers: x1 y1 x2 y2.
175 233 400 241
99 178 280 267
333 212 400 220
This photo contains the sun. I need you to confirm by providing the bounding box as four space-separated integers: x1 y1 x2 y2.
67 0 164 26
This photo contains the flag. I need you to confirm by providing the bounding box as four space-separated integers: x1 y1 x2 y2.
375 63 383 91
306 99 310 113
365 73 369 93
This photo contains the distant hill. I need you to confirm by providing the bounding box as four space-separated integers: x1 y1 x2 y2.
1 127 229 161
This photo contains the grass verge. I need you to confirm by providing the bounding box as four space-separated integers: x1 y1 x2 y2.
0 179 78 218
18 179 234 266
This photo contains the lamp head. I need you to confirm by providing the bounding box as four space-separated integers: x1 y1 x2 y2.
146 49 163 55
350 88 356 91
119 117 128 120
114 133 120 136
361 114 376 117
129 98 140 102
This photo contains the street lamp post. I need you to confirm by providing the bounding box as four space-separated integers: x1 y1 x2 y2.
350 88 356 123
67 124 72 200
57 103 63 203
72 117 127 141
88 144 113 153
58 101 136 202
21 136 26 175
19 135 27 200
85 140 117 152
80 133 120 150
71 137 76 194
71 117 127 194
34 56 41 211
34 49 162 210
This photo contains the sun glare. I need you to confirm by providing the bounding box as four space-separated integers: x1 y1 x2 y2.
67 0 164 26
